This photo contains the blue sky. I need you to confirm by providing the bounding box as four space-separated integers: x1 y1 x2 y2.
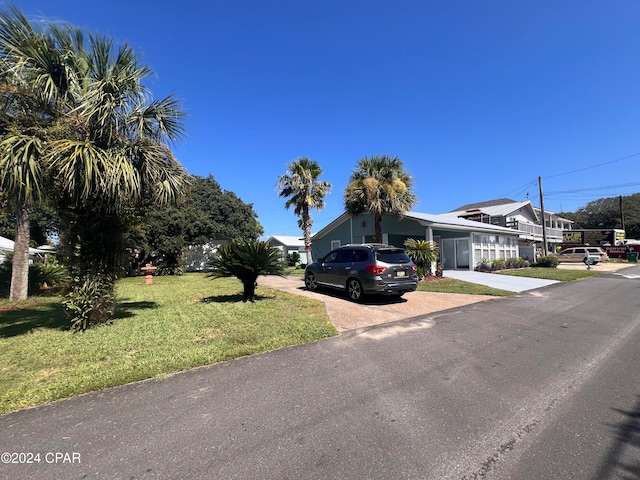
7 0 640 238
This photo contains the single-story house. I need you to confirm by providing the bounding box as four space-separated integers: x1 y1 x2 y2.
310 212 523 270
266 235 307 261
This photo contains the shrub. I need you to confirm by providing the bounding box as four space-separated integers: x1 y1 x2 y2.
209 239 285 302
505 257 528 269
535 255 559 268
0 258 70 297
286 252 301 266
492 259 506 270
404 238 439 275
62 274 116 331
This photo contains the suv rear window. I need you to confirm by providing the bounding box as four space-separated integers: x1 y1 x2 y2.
376 248 411 264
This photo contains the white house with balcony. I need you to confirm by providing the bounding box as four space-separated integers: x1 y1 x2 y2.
443 198 574 255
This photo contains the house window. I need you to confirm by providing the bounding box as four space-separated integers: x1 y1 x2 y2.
331 240 341 250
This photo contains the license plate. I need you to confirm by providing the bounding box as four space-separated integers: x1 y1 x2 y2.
396 270 406 277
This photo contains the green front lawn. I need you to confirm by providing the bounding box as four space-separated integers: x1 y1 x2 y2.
496 267 599 281
417 277 514 297
0 273 336 415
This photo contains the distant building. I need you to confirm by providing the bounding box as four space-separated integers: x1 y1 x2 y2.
443 198 573 254
266 235 306 262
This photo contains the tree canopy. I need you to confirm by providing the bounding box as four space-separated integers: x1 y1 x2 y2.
559 193 640 240
277 157 331 264
135 175 263 273
344 155 417 242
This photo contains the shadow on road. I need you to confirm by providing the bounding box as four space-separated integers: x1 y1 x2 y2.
594 394 640 479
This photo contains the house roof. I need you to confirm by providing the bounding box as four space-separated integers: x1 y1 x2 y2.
267 235 305 247
312 212 523 240
0 235 49 255
450 198 519 212
448 198 572 223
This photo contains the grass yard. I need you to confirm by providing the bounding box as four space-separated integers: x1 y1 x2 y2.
0 273 337 415
496 267 599 281
417 277 514 297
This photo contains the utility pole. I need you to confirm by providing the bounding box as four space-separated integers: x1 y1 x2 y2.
620 195 625 231
539 176 548 256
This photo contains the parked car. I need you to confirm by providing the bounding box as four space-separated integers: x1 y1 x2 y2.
304 244 419 301
557 247 609 265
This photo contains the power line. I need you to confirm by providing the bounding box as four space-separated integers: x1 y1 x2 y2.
546 181 640 195
544 152 640 180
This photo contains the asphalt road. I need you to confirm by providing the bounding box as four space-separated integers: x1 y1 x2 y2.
1 267 639 479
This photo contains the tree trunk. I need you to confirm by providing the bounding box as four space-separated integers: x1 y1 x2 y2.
374 213 383 243
243 276 257 303
302 208 313 265
10 204 31 301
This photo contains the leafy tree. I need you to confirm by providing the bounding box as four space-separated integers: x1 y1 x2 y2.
344 155 418 242
136 175 263 274
559 193 640 240
277 157 332 264
404 238 439 277
208 239 284 302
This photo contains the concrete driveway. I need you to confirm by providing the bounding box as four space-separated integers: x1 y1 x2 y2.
260 262 634 332
259 275 497 332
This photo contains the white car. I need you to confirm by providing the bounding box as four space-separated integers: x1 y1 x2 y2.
557 247 608 265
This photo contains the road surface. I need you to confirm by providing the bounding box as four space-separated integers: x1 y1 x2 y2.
1 267 639 479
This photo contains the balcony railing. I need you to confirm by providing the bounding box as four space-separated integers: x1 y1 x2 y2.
505 220 562 240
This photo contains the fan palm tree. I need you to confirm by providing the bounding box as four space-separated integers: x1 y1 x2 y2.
0 6 190 324
0 6 57 300
344 155 418 242
277 157 332 264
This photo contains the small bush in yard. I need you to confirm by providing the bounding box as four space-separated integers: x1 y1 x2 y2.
535 255 559 268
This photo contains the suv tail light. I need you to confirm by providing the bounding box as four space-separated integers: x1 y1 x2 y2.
366 265 386 274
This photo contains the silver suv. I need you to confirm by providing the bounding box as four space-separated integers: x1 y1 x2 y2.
304 244 418 301
557 246 608 264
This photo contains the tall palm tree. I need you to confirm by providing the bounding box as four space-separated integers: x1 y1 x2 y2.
344 155 418 242
277 157 332 264
0 6 190 323
0 6 57 300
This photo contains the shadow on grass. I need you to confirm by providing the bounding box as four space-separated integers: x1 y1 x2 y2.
202 293 273 303
0 301 68 338
112 301 159 319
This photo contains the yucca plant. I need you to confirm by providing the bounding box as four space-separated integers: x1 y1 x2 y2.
208 240 285 302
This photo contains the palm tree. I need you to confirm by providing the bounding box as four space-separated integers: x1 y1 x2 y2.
0 6 56 300
277 157 332 264
344 155 418 242
0 6 190 324
404 238 439 278
50 30 190 328
208 239 284 302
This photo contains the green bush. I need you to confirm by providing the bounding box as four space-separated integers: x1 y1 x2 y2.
492 259 506 270
62 274 116 331
286 252 301 267
535 255 559 268
0 258 70 297
505 257 529 269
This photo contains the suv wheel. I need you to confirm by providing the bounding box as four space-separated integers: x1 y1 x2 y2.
305 272 318 291
347 279 364 301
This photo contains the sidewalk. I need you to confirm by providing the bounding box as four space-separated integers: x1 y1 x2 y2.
443 270 559 292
